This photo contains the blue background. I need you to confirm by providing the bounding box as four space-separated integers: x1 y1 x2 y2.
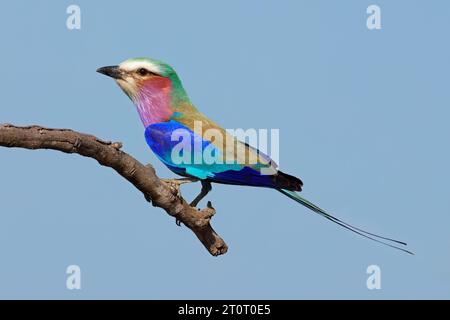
0 1 448 299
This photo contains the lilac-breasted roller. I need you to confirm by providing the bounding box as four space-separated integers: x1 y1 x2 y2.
97 57 411 254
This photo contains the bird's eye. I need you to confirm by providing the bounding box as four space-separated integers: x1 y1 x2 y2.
137 68 149 76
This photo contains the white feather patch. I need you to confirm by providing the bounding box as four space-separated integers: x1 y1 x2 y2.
119 59 161 74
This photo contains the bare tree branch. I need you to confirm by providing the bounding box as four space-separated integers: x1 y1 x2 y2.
0 124 228 256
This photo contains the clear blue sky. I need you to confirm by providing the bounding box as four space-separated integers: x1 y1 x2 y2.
0 0 449 299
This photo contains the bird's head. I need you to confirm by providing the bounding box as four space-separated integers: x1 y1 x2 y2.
97 57 190 126
97 57 185 100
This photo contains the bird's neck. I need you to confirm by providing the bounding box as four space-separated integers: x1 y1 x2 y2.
134 76 192 127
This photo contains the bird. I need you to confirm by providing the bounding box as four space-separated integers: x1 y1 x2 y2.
97 57 412 254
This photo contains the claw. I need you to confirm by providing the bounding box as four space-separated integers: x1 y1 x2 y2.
176 218 182 227
162 178 199 199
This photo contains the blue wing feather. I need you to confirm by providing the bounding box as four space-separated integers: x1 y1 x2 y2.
144 120 281 188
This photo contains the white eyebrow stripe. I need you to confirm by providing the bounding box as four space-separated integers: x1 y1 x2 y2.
119 60 161 74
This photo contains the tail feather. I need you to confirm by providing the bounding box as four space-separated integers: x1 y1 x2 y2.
274 171 303 191
279 189 413 255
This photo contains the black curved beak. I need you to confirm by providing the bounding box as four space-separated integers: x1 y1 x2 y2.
96 66 122 79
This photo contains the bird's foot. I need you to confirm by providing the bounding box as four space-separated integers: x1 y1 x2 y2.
206 200 214 211
175 218 182 227
161 178 198 198
161 177 198 185
189 180 212 207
